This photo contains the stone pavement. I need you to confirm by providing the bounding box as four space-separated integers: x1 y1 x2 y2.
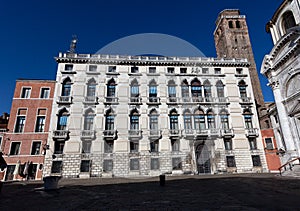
0 174 300 210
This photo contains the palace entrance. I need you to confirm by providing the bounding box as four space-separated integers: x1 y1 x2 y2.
195 144 211 174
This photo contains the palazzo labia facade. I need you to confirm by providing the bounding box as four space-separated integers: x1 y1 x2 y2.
43 53 268 178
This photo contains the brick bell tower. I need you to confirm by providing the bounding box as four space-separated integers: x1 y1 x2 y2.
214 9 269 129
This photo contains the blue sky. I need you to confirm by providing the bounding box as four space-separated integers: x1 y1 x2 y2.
0 0 282 113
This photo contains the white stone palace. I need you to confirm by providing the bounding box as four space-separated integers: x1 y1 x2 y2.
42 53 268 178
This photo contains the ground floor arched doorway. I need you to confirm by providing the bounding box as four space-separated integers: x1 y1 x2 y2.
195 143 211 174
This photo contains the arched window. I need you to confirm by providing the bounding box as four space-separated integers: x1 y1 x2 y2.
149 80 158 102
181 80 189 101
194 108 205 130
220 110 229 129
191 79 202 102
168 80 177 102
87 78 96 97
243 109 253 129
207 110 215 129
149 109 159 133
57 108 69 130
130 109 139 131
229 21 233 28
238 80 247 100
282 11 296 34
62 78 72 96
130 79 139 102
183 110 192 134
169 109 179 134
105 109 115 132
84 109 94 130
107 79 116 100
203 80 212 102
236 20 241 28
216 80 225 100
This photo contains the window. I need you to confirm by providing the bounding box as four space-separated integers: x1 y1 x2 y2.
150 140 159 152
108 66 116 73
84 110 94 130
252 155 262 167
194 109 205 130
54 141 65 154
105 110 115 132
10 142 21 155
40 88 50 99
236 21 241 28
180 68 187 74
104 140 113 153
149 67 156 74
224 138 232 150
57 109 68 130
172 157 182 170
229 21 233 28
244 110 253 129
61 78 72 97
236 68 243 74
282 11 296 33
149 110 158 132
107 79 116 99
181 80 189 100
15 109 26 133
80 160 90 172
89 65 97 72
21 87 31 98
149 80 157 101
51 161 62 173
130 158 139 170
35 109 46 132
82 141 92 153
202 68 209 74
31 141 41 155
167 67 175 74
203 80 212 102
220 111 229 129
171 139 180 151
169 110 179 132
249 138 257 150
131 66 139 73
130 79 139 101
130 110 139 131
191 79 202 102
183 110 192 132
216 81 225 99
130 141 139 153
214 68 221 74
65 64 73 71
151 158 159 170
168 81 176 100
265 138 274 150
226 156 236 167
103 160 113 172
207 111 215 129
87 79 96 97
238 80 247 99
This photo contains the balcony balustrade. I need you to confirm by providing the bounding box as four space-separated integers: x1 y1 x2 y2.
129 97 142 105
57 96 72 104
104 97 119 104
240 97 253 104
80 130 96 139
169 129 181 137
246 128 259 137
167 97 179 104
221 128 235 137
147 97 161 105
149 130 162 139
83 96 98 104
53 130 69 139
103 130 117 139
128 130 143 139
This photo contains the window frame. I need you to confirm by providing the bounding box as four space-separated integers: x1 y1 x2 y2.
40 87 50 99
10 142 21 155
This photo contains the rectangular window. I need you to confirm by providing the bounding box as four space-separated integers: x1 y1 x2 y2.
31 141 41 155
150 141 159 152
35 116 45 132
236 68 243 74
171 139 180 151
21 88 31 98
180 68 187 74
252 155 262 167
224 138 232 150
149 67 156 74
104 140 113 153
15 116 26 133
80 160 90 172
131 66 139 73
172 157 182 170
130 158 139 170
151 158 159 170
65 64 73 71
167 67 175 74
10 142 21 155
214 68 221 74
108 66 116 73
226 156 236 167
40 88 50 99
51 161 62 173
130 142 139 153
202 68 209 74
265 138 274 150
249 138 257 150
82 141 92 153
103 160 113 172
54 141 65 154
89 65 97 72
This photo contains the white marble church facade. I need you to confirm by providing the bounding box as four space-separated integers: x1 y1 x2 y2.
42 53 268 178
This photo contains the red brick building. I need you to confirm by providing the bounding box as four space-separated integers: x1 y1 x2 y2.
0 79 55 181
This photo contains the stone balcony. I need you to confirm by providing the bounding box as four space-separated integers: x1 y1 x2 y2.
147 97 161 105
80 130 96 140
83 96 98 104
103 130 117 140
246 128 259 137
220 128 235 138
104 97 119 105
53 130 69 140
57 96 72 104
128 97 142 105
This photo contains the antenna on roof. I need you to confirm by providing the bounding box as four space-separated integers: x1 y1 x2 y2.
68 35 77 53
